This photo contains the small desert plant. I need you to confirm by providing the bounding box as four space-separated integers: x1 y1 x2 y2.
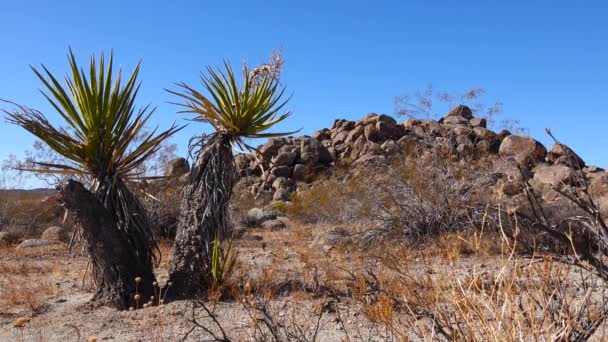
210 235 239 293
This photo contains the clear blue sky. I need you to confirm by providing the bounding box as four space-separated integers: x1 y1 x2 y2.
1 1 607 187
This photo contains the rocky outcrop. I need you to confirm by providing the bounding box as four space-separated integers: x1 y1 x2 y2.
224 105 599 205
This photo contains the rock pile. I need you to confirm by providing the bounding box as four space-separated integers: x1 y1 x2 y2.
199 105 607 217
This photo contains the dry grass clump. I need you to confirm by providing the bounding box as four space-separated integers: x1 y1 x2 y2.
338 231 608 341
0 252 60 314
0 275 57 313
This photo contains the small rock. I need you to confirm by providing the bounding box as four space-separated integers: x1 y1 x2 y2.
270 166 291 178
469 117 487 128
261 219 287 231
244 208 277 227
381 140 399 154
17 239 62 249
403 118 421 128
311 227 350 252
353 154 387 167
41 226 66 241
272 177 293 191
473 127 496 141
273 188 291 201
292 164 307 181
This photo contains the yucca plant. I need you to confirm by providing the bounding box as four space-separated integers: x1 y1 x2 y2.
166 53 296 298
4 50 181 308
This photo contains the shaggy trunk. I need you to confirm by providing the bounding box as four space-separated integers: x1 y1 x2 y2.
167 133 235 299
59 180 155 309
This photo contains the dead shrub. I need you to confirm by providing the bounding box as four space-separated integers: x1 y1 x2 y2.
289 148 496 244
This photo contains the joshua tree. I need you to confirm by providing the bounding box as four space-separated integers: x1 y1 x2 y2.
3 50 180 308
166 53 296 298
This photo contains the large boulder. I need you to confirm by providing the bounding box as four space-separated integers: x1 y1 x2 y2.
492 159 527 196
499 135 547 167
312 128 331 141
375 121 404 142
260 138 285 159
446 105 474 120
443 115 470 125
599 198 608 219
363 124 378 142
300 138 332 165
350 136 368 160
532 164 576 189
352 154 387 168
547 143 585 168
41 226 67 241
270 166 291 177
362 113 397 126
344 125 364 145
292 164 307 181
234 154 253 173
590 172 608 198
165 158 190 177
272 149 298 167
381 140 399 155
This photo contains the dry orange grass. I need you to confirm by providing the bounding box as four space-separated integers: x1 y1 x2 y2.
0 244 83 316
0 257 58 314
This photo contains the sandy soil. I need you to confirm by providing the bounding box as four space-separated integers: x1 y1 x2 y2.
2 222 607 341
0 223 396 341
